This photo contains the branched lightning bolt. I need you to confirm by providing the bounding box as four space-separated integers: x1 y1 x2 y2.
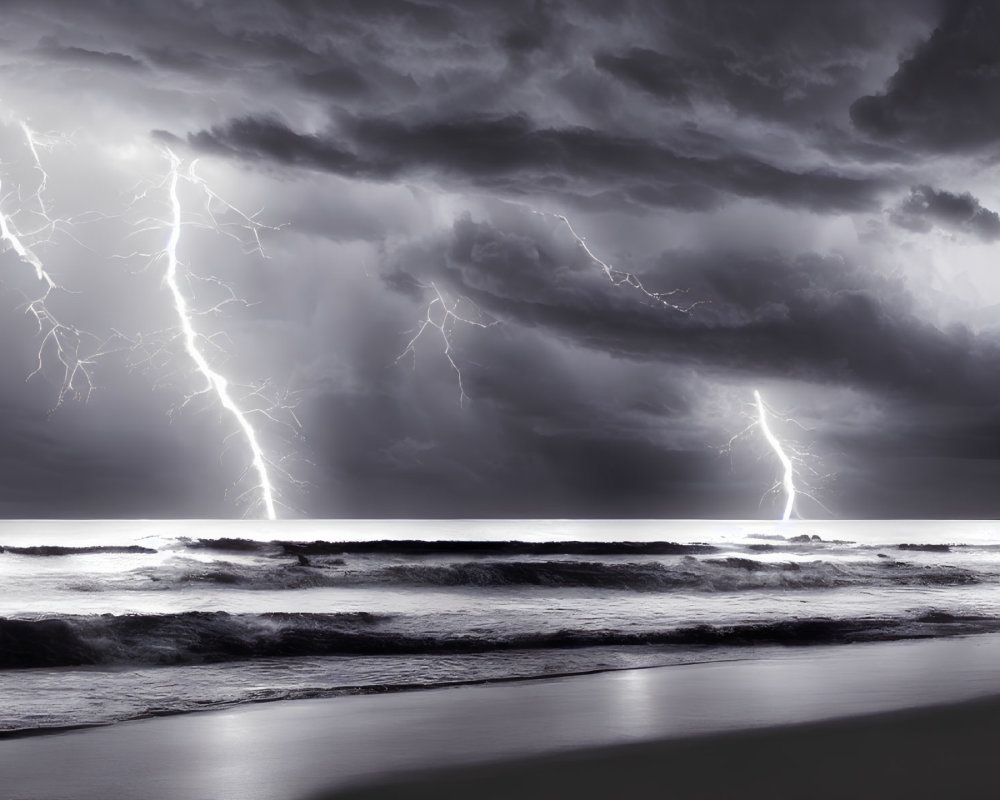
723 389 832 520
397 208 700 403
1 114 302 516
396 281 498 406
0 122 101 406
160 148 278 519
533 210 702 312
754 389 795 521
110 148 298 518
19 123 53 220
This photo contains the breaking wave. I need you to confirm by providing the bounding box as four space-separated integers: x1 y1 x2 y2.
0 545 157 556
184 538 720 556
3 610 998 670
162 556 983 592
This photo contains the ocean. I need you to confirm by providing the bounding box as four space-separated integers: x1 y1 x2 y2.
3 518 1000 737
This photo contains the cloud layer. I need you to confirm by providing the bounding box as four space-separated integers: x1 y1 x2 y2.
0 0 999 518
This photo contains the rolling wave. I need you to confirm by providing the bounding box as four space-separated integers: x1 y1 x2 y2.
161 556 983 592
3 610 997 670
0 545 157 556
185 538 721 556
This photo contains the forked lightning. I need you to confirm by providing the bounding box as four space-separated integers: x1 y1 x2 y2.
162 149 278 520
0 121 99 406
754 389 796 521
397 281 497 406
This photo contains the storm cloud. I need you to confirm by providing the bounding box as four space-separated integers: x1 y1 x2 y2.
179 113 889 214
891 185 1000 241
0 0 999 519
851 0 1000 152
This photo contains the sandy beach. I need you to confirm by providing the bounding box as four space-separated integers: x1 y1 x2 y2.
4 634 1000 799
321 696 1000 800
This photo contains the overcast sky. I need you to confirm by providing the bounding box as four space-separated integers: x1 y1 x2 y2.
1 0 1000 519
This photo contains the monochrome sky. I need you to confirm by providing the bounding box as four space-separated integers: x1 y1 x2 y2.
1 0 999 519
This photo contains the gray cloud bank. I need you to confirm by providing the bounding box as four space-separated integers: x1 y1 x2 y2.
1 0 1000 518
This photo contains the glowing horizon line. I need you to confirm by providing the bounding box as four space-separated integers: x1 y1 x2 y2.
163 148 277 520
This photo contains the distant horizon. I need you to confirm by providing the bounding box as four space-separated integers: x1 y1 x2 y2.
3 516 1000 523
4 517 999 549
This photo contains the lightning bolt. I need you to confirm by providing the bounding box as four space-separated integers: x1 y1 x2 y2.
157 149 282 519
397 207 700 403
533 210 702 312
160 150 278 518
396 281 498 406
754 389 796 521
0 121 100 406
723 389 831 520
19 122 52 218
91 143 299 518
527 208 824 521
0 114 300 517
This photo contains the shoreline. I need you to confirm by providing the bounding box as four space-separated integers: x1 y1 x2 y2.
4 634 1000 799
0 657 756 741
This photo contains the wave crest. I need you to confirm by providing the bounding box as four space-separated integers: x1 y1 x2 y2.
3 610 998 670
166 556 982 592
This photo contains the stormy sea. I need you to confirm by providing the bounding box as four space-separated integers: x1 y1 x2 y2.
3 518 1000 738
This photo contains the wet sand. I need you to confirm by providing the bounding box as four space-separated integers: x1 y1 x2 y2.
4 635 1000 800
319 696 1000 800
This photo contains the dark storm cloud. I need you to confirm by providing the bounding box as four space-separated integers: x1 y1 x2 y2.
499 0 556 58
173 118 361 174
387 214 1000 410
0 0 933 123
293 60 418 101
891 185 1000 240
182 114 888 213
335 206 1000 518
12 0 452 77
276 0 459 37
37 0 908 216
34 36 147 71
850 0 1000 151
6 0 938 168
295 65 370 99
594 48 697 105
138 31 316 77
593 1 940 122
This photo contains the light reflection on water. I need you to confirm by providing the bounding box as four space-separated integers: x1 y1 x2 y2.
0 517 998 546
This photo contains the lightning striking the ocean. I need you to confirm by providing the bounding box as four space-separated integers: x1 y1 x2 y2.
527 211 830 519
723 389 831 520
1 113 819 522
161 149 278 519
754 389 796 521
0 110 303 518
